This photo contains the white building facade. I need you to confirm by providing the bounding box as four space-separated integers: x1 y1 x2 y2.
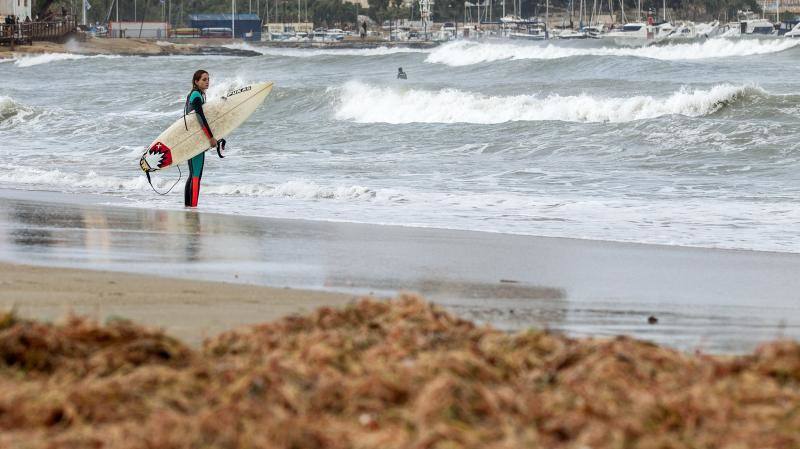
1 0 33 21
108 21 169 38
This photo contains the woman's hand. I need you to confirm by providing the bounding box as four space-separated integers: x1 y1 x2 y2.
209 137 218 147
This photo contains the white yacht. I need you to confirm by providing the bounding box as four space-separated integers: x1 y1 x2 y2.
663 21 696 39
694 20 722 38
727 10 775 35
604 22 653 41
584 24 606 38
556 28 588 39
507 21 549 40
604 20 674 43
785 22 800 37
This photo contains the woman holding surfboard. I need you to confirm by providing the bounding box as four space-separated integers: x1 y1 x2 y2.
184 70 218 207
140 73 273 204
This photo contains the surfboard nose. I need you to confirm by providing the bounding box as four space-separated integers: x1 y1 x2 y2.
141 142 173 172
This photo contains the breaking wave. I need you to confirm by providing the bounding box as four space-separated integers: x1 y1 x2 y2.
333 81 760 124
226 42 427 57
0 96 36 124
13 53 120 67
0 96 22 122
425 38 800 66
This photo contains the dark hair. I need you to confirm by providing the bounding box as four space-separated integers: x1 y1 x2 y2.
191 70 209 91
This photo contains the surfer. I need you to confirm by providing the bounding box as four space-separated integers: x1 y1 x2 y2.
183 70 217 207
397 67 407 80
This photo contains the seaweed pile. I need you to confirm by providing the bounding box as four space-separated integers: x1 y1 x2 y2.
1 295 799 448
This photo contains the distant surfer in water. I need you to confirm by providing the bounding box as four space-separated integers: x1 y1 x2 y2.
397 67 407 80
183 70 217 207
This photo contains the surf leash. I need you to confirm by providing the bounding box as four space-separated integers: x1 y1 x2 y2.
143 164 182 196
216 138 226 158
142 139 224 196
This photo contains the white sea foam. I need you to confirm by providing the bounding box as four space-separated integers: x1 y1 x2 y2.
0 165 157 192
204 180 407 202
14 53 89 67
225 42 427 57
0 164 401 202
0 96 19 121
0 95 37 124
333 81 759 124
13 53 120 67
203 76 253 100
106 109 183 121
155 40 195 48
425 38 800 66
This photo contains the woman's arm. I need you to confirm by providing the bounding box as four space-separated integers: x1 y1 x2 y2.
191 96 217 146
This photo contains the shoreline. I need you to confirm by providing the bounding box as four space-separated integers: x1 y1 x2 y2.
0 261 357 346
1 187 799 353
1 186 792 257
0 36 439 58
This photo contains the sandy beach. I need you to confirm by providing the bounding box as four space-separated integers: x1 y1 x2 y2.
0 261 356 346
1 188 799 353
3 29 800 448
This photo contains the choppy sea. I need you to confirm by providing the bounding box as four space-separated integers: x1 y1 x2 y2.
2 37 799 252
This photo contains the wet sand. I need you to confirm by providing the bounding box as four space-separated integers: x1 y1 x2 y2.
0 261 356 346
1 188 799 352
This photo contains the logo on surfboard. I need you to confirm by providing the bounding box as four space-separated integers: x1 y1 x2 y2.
140 142 173 171
227 86 252 98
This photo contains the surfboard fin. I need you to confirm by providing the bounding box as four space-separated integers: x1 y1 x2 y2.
216 139 226 159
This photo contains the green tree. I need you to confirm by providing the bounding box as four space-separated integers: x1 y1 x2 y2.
367 0 389 23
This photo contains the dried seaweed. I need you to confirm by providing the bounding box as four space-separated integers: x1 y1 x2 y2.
1 295 798 448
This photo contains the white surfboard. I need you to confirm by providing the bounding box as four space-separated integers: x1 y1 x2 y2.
140 81 274 172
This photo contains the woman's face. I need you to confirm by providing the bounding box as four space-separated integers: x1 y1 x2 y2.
197 73 210 92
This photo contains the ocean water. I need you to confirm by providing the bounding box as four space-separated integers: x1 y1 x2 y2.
1 37 799 252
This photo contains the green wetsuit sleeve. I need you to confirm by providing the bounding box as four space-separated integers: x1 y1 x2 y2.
189 91 214 140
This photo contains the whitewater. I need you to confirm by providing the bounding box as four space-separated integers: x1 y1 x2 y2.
2 36 799 252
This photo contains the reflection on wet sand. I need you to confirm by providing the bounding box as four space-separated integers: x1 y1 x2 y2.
1 191 800 353
414 279 568 331
323 274 569 330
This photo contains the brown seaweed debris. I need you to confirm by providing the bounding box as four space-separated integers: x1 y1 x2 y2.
0 296 799 449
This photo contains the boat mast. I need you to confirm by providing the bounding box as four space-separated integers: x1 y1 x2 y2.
608 0 613 25
545 0 548 37
569 0 573 27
